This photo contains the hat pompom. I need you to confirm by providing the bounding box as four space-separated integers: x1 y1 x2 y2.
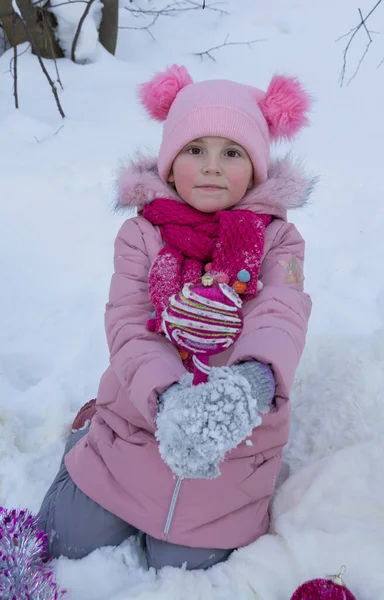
138 65 193 122
259 75 311 141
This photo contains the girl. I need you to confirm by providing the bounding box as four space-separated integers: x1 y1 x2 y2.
38 66 313 570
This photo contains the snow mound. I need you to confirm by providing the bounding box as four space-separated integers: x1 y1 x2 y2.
54 438 384 599
286 327 384 473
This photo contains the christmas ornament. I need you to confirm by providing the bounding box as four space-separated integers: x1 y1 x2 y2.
0 507 66 599
162 278 243 385
291 567 356 600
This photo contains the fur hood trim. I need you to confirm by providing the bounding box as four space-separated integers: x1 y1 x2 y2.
116 153 316 220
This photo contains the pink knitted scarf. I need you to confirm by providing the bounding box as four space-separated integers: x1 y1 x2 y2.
142 198 271 333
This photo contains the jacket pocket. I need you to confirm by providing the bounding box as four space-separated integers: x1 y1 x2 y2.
239 454 282 501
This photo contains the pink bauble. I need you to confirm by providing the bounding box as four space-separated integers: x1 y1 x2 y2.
291 578 356 600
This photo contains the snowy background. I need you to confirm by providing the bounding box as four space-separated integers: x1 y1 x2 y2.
1 0 384 598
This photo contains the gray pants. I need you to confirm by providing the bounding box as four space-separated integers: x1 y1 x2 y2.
37 429 232 570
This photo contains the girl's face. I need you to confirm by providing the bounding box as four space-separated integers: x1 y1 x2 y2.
168 137 254 213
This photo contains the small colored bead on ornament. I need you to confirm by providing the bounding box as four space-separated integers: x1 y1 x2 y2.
233 280 247 294
147 318 156 332
204 262 213 273
237 269 251 283
178 348 189 360
216 273 230 284
202 274 214 286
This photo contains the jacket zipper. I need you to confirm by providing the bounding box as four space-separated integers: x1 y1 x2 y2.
163 477 183 539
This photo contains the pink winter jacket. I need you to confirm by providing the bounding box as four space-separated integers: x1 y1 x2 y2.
65 156 313 550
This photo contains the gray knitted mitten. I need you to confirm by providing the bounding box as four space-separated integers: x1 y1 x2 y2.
155 361 275 479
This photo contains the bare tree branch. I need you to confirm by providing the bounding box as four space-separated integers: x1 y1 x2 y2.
183 0 223 10
31 0 89 5
6 40 31 78
338 0 383 85
71 0 96 62
194 33 266 62
359 6 374 40
119 12 159 40
124 0 227 17
120 0 227 39
18 16 65 117
347 9 373 84
11 15 19 108
12 44 18 107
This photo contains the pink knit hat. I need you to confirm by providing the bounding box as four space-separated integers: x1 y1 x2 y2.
138 65 310 184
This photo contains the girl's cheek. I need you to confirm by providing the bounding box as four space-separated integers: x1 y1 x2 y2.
230 166 253 189
174 161 197 185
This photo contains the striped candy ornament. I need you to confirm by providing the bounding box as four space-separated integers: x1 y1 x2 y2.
162 280 244 385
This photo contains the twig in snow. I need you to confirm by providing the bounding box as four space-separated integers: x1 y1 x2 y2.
121 1 227 39
337 0 383 86
19 17 65 117
347 9 373 84
119 12 159 40
124 0 227 17
11 15 19 109
183 0 223 10
31 0 88 5
194 34 266 62
34 124 64 143
71 0 96 63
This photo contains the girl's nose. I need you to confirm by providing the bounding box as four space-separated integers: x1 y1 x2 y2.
202 161 222 175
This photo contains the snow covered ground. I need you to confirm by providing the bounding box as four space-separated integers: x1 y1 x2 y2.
1 0 384 597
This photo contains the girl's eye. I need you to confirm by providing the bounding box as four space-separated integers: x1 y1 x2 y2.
225 149 241 158
187 147 202 155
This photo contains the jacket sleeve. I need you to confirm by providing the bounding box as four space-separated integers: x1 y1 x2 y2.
228 221 312 403
105 217 187 429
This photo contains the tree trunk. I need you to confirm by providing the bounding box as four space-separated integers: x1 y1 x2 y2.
0 0 63 58
0 0 117 59
0 0 28 47
16 0 64 58
98 0 118 55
